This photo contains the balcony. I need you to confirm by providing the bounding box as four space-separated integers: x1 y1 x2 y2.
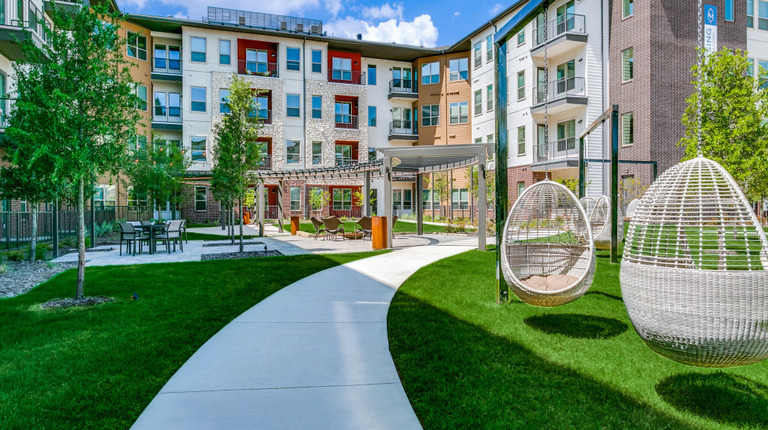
258 154 272 171
335 156 359 167
335 114 359 130
152 108 182 131
238 60 279 78
531 77 587 114
44 0 84 17
388 121 418 142
0 5 48 60
152 64 182 82
0 97 12 132
328 68 365 85
531 14 587 59
532 138 580 171
388 80 418 99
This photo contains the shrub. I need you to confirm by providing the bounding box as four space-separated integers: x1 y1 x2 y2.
5 250 25 261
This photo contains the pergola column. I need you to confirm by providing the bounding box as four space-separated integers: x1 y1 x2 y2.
258 180 265 237
277 180 284 233
416 173 423 235
364 170 371 217
382 156 392 249
478 151 487 251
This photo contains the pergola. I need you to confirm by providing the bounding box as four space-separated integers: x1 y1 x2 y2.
252 143 492 250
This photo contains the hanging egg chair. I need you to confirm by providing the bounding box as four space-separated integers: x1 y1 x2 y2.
621 156 768 367
579 196 597 219
590 195 624 251
501 180 596 307
625 198 641 220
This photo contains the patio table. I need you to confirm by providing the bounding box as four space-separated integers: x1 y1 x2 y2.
135 223 167 255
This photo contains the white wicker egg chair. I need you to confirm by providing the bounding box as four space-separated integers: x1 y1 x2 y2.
590 195 624 251
621 156 768 367
624 198 641 220
579 196 597 219
501 180 596 307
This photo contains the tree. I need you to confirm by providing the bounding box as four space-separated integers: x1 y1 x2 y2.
125 137 190 219
9 5 140 299
211 75 263 252
309 187 330 215
465 166 495 206
430 172 450 217
680 47 768 203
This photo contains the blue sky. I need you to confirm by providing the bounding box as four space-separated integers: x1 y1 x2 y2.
115 0 510 47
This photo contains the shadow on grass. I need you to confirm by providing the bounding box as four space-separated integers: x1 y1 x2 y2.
584 290 624 302
389 293 695 429
524 313 628 339
656 372 768 428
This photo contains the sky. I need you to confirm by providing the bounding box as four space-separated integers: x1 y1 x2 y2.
115 0 511 48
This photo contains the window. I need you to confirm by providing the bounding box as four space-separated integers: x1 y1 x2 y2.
127 31 147 60
556 119 576 152
94 185 116 209
517 126 526 155
154 45 181 72
622 48 634 82
128 188 148 208
312 141 322 165
421 62 440 85
487 85 493 111
286 47 300 71
333 188 352 210
332 57 352 81
475 137 483 143
622 112 634 146
748 58 755 78
311 95 322 119
286 140 301 164
368 106 377 126
422 104 439 127
517 31 525 46
725 0 733 21
191 87 206 112
474 42 482 68
487 134 494 144
392 107 412 129
335 144 353 165
392 67 413 89
154 92 181 119
219 40 231 64
759 60 768 88
622 0 633 19
517 71 525 100
760 1 768 30
190 37 206 62
451 189 469 209
449 58 468 81
449 102 468 124
195 187 207 211
136 84 147 110
749 0 755 28
312 50 322 73
368 65 376 85
474 90 482 116
290 187 301 211
335 102 354 127
219 89 230 114
487 35 494 61
0 73 6 122
253 94 270 120
517 181 525 196
286 94 300 117
191 136 207 162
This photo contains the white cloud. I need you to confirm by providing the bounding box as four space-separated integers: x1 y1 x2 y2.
326 14 438 47
325 0 343 17
490 3 504 16
452 11 460 19
362 3 403 20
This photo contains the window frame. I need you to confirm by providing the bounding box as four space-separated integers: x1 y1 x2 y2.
517 125 526 155
368 64 377 85
311 95 322 119
474 42 482 68
449 101 469 124
725 0 733 21
621 112 634 147
191 136 207 162
219 39 231 65
286 140 301 164
286 93 301 117
311 49 322 73
368 105 377 127
195 187 207 211
136 84 147 111
517 70 526 101
331 57 353 81
421 62 440 85
449 58 469 81
191 87 206 112
487 35 494 61
219 89 230 114
333 188 353 210
474 89 482 116
290 187 301 211
190 36 206 62
421 104 439 127
286 47 301 71
749 0 755 28
622 47 634 83
312 141 322 165
127 31 147 61
487 84 493 111
622 0 633 19
517 31 525 47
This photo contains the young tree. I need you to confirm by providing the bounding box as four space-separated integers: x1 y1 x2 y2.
680 47 768 203
211 75 263 252
125 137 190 219
309 187 330 216
10 6 140 298
430 172 450 218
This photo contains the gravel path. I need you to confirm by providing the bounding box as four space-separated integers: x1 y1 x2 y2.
0 261 78 299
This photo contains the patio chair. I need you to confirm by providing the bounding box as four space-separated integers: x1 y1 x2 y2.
155 220 183 253
180 219 189 243
119 222 145 256
321 216 345 241
355 216 372 241
310 216 326 240
140 220 152 226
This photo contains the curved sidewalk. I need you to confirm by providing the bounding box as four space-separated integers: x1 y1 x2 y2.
131 238 476 430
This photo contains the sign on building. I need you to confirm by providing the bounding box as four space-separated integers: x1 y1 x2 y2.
704 5 717 54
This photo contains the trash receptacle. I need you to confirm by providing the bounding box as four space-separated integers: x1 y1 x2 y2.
372 216 388 250
290 216 300 235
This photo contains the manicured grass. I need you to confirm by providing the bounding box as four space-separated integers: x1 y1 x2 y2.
185 232 258 241
280 220 450 235
388 251 768 429
0 251 382 429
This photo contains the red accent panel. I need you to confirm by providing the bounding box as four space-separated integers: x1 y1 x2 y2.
334 140 359 160
334 95 359 116
327 50 362 84
237 39 278 74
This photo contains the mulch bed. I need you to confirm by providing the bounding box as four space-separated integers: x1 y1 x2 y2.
201 250 282 261
40 296 114 309
0 261 78 299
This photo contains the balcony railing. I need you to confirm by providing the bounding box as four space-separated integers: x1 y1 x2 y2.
335 156 358 167
389 120 417 136
258 154 272 170
249 109 272 124
329 207 362 219
534 138 579 164
532 76 586 105
238 60 279 78
388 79 418 95
152 63 182 75
153 111 182 123
335 114 359 129
533 13 586 46
328 68 365 85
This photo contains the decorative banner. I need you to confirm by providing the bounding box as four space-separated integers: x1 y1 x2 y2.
704 5 718 54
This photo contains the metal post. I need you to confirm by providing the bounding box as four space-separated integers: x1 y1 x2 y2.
90 194 95 248
430 172 435 221
364 170 371 216
478 151 487 251
495 37 510 303
449 170 454 220
416 173 423 235
382 156 392 249
611 104 619 264
53 199 59 258
277 180 284 233
578 136 586 199
653 162 658 181
258 181 265 237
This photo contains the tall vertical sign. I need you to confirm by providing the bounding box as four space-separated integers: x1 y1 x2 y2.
704 5 718 54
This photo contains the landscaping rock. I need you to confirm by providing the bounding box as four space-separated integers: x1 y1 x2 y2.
0 261 78 299
201 250 282 261
40 296 114 309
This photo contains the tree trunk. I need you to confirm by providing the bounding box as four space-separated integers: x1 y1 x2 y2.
239 197 244 253
29 204 38 262
230 205 234 244
76 178 86 300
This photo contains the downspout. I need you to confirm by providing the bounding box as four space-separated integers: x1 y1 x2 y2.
302 36 308 217
601 0 607 195
442 49 449 217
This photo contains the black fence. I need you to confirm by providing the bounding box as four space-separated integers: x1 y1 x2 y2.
1 206 153 251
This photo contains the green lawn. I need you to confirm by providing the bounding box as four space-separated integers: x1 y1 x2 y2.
388 250 768 429
280 220 450 235
0 251 382 429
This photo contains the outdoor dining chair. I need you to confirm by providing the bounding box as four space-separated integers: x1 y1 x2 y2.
321 216 345 241
355 216 372 241
310 216 326 240
154 220 183 253
119 222 146 256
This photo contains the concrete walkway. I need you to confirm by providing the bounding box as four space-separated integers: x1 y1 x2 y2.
131 238 476 430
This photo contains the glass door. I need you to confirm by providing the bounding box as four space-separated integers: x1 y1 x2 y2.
556 119 576 156
537 124 547 160
556 60 575 94
537 67 547 103
556 0 576 33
